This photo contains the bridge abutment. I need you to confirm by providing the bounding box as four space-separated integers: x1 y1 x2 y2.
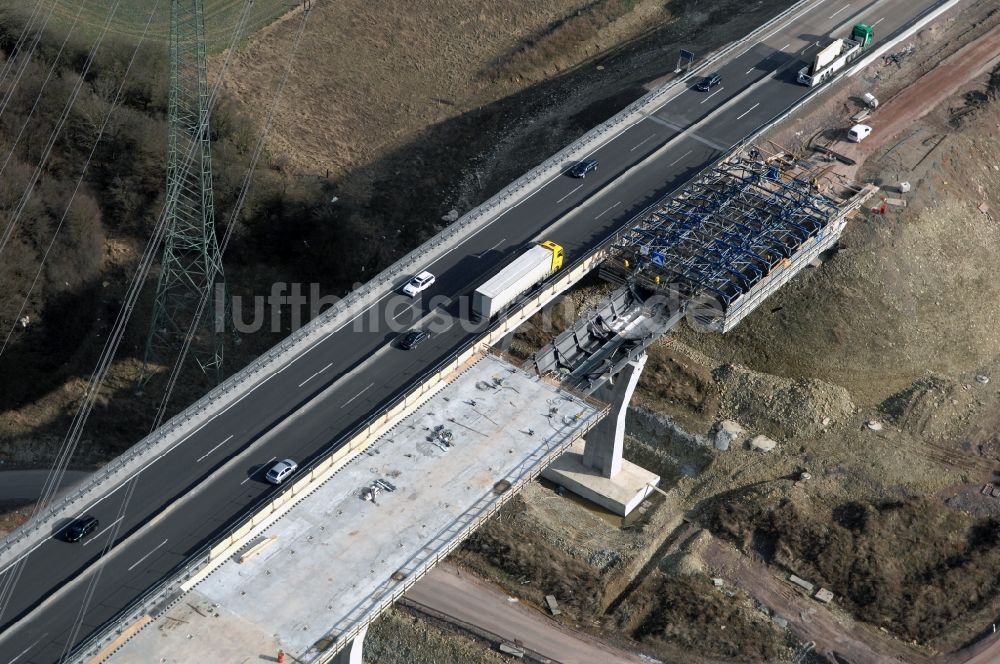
543 353 659 516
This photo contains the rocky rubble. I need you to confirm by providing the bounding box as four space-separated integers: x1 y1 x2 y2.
714 363 855 439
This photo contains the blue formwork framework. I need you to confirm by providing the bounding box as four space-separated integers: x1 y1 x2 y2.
602 150 867 330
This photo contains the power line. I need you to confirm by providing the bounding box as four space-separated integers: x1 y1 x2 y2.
0 1 52 94
0 1 62 122
153 3 316 428
0 0 265 638
57 3 307 659
0 1 85 187
0 0 121 262
0 0 150 630
0 1 163 359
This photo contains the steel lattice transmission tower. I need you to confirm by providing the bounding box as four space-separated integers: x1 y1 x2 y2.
140 0 227 386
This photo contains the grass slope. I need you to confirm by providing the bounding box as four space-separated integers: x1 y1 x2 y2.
9 0 294 51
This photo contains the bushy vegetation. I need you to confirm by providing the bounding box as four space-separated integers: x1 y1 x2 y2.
618 573 786 662
710 491 1000 644
489 0 641 82
0 14 374 414
0 3 452 429
0 23 169 405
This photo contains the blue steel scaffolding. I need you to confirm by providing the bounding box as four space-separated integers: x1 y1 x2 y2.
603 151 843 312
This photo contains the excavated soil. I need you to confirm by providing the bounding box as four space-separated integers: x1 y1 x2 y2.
366 607 507 664
456 1 1000 659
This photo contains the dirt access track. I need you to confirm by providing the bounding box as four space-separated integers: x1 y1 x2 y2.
837 20 1000 168
703 531 1000 664
701 535 925 663
699 20 1000 664
404 563 645 664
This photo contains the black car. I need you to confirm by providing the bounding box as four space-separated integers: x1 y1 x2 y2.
696 72 722 91
64 515 99 543
399 329 429 350
568 158 599 178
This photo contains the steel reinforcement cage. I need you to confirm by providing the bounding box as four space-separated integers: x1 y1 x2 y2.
602 152 842 314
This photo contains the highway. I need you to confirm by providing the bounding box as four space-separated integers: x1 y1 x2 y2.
0 1 949 661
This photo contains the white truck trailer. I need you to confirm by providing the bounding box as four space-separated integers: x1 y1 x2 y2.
472 240 564 319
798 24 874 87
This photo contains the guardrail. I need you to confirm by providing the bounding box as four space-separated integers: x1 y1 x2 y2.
67 127 760 664
74 1 962 658
64 0 872 658
0 0 822 568
71 295 608 662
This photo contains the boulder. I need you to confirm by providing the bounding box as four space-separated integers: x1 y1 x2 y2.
749 435 777 452
714 419 744 451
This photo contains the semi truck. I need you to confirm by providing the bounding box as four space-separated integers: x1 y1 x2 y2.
472 240 564 319
797 24 874 87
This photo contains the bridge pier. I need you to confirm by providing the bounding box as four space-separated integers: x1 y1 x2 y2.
495 330 516 353
543 353 659 516
329 626 366 664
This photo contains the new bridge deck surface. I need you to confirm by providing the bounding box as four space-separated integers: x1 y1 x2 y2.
0 1 949 661
108 355 602 662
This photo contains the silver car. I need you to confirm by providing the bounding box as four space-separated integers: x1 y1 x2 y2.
266 459 298 484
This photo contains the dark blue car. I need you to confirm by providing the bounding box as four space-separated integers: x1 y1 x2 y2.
399 329 429 350
64 515 99 543
696 72 722 91
568 158 599 178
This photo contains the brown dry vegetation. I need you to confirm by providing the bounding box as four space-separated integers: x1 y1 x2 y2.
684 8 1000 410
220 0 672 179
487 0 648 84
638 344 720 422
457 494 606 617
710 490 1000 649
366 607 506 664
0 500 33 537
617 573 789 663
457 3 1000 660
1 0 798 472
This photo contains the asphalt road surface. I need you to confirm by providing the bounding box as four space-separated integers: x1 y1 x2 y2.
0 1 950 661
0 472 89 503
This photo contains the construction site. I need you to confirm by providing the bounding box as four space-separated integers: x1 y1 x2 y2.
454 3 1000 664
2 0 1000 663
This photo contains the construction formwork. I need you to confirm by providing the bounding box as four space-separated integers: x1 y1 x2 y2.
601 148 877 332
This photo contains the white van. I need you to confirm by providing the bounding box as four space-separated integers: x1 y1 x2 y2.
847 124 872 142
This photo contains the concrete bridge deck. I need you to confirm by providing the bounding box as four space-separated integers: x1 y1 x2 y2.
101 355 603 663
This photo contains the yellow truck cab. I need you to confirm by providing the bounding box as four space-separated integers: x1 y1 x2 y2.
540 240 564 271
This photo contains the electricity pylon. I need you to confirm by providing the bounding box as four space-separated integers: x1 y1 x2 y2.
140 0 227 387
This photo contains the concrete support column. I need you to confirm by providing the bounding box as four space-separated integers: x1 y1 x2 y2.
582 353 647 477
542 352 659 516
495 330 515 352
330 625 367 664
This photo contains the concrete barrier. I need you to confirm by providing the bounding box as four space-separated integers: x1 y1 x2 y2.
0 0 823 568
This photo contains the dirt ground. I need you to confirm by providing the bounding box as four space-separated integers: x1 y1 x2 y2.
453 1 1000 661
365 607 507 664
4 0 999 660
0 0 799 473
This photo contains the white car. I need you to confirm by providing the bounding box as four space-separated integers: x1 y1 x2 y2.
402 271 435 297
847 124 872 143
266 459 298 485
